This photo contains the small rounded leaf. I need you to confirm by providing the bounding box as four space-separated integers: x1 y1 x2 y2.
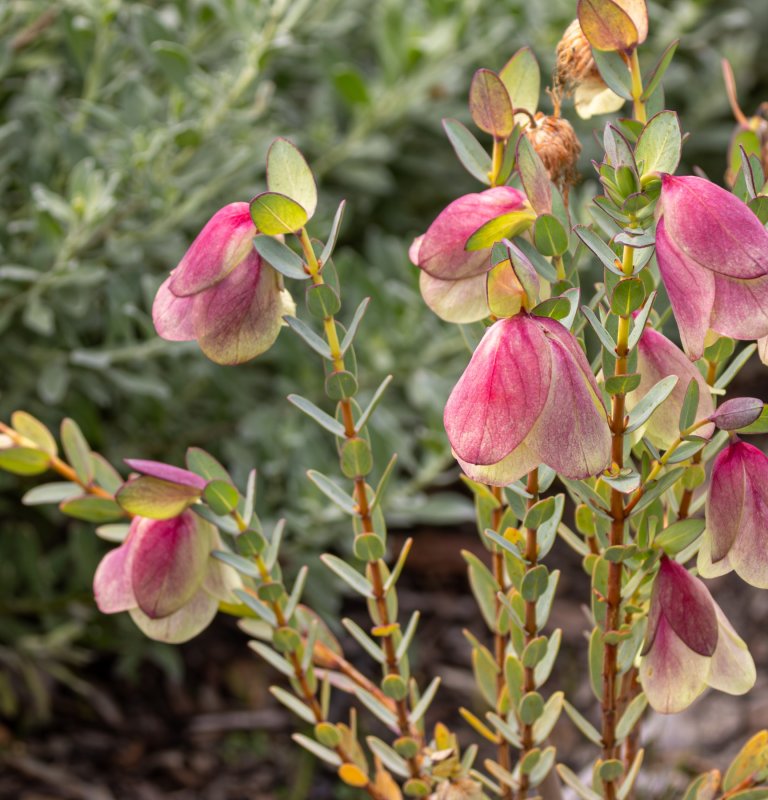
469 69 515 139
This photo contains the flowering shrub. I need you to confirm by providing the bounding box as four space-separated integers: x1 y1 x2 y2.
3 0 768 798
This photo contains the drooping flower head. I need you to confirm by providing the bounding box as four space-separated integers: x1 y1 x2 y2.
153 203 295 365
639 556 755 714
444 314 611 485
655 175 768 360
409 187 533 323
698 440 768 589
626 326 715 449
93 511 240 643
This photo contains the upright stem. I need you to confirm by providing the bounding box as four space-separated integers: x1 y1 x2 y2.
629 50 647 124
601 247 634 798
298 230 424 782
518 469 540 800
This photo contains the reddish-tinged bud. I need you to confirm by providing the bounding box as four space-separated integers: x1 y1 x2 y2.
93 511 240 643
698 441 768 589
153 203 295 365
639 556 755 713
656 175 768 359
626 327 715 449
444 314 611 484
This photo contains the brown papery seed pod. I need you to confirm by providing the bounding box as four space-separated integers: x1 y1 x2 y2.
555 18 600 93
525 112 582 194
434 777 483 800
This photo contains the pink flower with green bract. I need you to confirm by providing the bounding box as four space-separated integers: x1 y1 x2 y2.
93 510 240 643
698 440 768 589
639 556 755 714
444 314 611 485
409 187 533 323
655 175 768 360
153 203 295 365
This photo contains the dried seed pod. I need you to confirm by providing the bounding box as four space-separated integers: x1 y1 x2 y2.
524 112 582 192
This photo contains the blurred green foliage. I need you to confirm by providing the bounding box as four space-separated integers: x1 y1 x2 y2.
1 0 767 708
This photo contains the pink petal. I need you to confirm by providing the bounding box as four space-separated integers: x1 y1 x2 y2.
720 443 768 589
129 587 219 644
454 439 541 486
418 187 526 280
419 270 490 323
124 459 207 490
169 203 256 296
696 529 734 580
526 317 611 479
706 442 748 563
711 272 768 342
639 616 709 714
152 276 197 342
193 259 291 365
130 513 214 619
707 602 756 695
629 327 715 450
759 336 768 365
654 557 717 657
661 175 768 280
93 520 140 613
656 217 714 361
444 315 552 465
408 235 424 266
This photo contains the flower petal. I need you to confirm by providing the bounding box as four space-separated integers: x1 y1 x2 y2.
707 602 756 696
204 531 243 603
639 616 709 714
655 217 715 360
419 270 490 323
706 442 748 563
529 318 611 479
721 443 768 589
418 187 526 280
629 327 715 450
574 79 626 120
697 529 734 579
130 513 213 619
93 520 140 613
124 459 207 490
711 272 768 342
454 439 541 486
661 175 768 280
444 316 552 465
152 276 197 342
193 259 291 365
169 203 256 296
130 587 219 644
655 557 717 657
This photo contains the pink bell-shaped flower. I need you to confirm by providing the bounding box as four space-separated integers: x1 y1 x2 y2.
153 203 295 365
444 314 611 484
626 327 715 450
698 440 768 589
409 187 532 323
639 556 755 714
93 511 240 643
655 175 768 360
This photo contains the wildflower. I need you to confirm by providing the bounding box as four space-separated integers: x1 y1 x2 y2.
655 175 768 360
626 327 715 449
698 440 768 589
93 511 239 643
409 187 532 323
639 556 755 713
444 314 611 485
153 203 295 365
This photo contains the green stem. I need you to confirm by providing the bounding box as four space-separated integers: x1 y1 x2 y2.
629 50 647 124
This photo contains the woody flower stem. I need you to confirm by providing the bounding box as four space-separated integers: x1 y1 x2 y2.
297 229 425 783
601 245 634 800
232 513 387 800
518 469 541 800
